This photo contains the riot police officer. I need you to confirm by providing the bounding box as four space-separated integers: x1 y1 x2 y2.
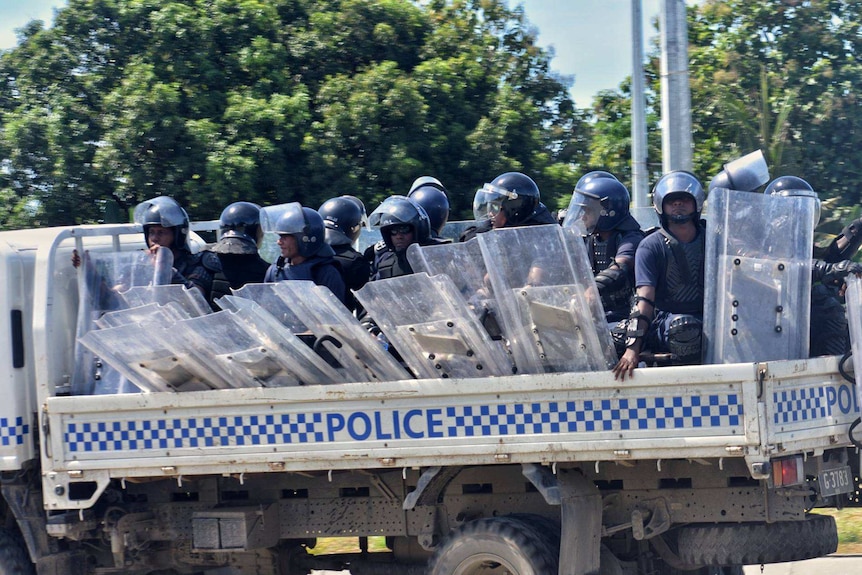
319 195 371 312
564 175 644 324
613 171 707 379
462 171 557 241
365 195 439 280
264 203 346 304
765 176 862 356
133 196 219 300
208 201 270 301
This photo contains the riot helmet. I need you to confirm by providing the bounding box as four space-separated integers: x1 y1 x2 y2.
218 202 262 246
133 196 190 250
408 182 449 237
564 177 630 233
575 170 618 190
708 150 770 193
473 172 540 227
319 196 367 246
765 176 820 227
409 176 446 195
368 195 431 250
652 171 705 225
272 203 332 259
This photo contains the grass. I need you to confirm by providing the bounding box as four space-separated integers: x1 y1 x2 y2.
310 508 862 556
815 507 862 554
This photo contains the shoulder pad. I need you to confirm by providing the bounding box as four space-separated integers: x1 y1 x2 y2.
200 250 223 273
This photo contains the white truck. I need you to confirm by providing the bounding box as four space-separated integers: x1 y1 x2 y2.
0 210 858 575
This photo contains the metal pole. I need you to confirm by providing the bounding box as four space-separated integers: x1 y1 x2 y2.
630 0 648 207
659 0 693 173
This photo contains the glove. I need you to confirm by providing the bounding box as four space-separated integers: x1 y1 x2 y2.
813 259 862 288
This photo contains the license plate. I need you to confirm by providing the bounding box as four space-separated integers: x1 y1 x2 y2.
819 466 854 497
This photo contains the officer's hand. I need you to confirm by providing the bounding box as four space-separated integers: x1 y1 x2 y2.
612 349 638 381
71 249 81 269
822 260 862 288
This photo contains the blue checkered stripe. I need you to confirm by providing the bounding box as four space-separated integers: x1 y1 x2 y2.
772 386 827 424
64 393 742 455
65 414 325 453
0 417 29 446
445 395 742 436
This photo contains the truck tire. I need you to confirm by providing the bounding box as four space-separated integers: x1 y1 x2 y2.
427 516 559 575
0 528 34 575
676 515 837 565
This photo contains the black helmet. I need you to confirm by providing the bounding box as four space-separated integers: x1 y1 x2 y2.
473 172 540 226
764 175 814 196
319 196 367 246
575 170 618 190
652 171 705 224
368 195 431 249
566 178 631 233
220 202 262 242
133 196 190 250
408 183 449 237
272 203 333 259
765 176 820 227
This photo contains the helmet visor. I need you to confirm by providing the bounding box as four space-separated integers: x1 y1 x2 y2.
562 191 602 234
133 196 188 228
473 183 516 221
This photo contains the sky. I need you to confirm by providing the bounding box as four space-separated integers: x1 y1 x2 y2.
0 0 694 107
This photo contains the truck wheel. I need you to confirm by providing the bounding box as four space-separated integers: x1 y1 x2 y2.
0 528 34 575
427 516 559 575
676 515 837 565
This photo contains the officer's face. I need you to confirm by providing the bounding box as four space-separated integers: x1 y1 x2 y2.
389 225 414 251
147 225 175 249
491 210 507 229
277 234 302 262
663 195 696 218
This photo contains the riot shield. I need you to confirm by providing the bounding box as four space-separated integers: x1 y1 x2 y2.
354 273 515 379
406 239 504 340
95 303 190 330
167 309 343 388
272 281 410 383
477 225 617 374
73 249 174 395
78 322 232 393
703 188 815 363
225 283 308 333
846 276 862 408
119 284 211 317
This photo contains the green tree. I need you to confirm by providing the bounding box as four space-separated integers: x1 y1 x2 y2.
0 0 589 228
685 0 862 203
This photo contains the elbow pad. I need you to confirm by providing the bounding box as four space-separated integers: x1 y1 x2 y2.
594 261 631 293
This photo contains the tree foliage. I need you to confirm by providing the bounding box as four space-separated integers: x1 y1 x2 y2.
0 0 588 227
684 0 862 206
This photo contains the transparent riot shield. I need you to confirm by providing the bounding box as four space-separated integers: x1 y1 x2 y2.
406 239 504 340
703 188 815 363
119 284 211 317
225 283 308 333
846 276 862 408
272 281 410 383
224 282 407 382
211 297 348 385
477 225 617 374
95 303 190 330
73 249 174 395
78 322 232 393
167 309 343 388
354 273 515 379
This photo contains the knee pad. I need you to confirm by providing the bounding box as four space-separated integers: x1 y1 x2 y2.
668 314 703 365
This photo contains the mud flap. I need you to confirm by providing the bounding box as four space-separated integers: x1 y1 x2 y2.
558 468 602 575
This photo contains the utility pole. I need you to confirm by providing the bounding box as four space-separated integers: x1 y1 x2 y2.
659 0 693 173
630 0 648 208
